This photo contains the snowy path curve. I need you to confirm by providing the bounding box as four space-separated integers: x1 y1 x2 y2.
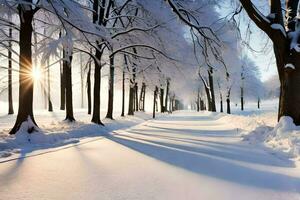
0 111 300 200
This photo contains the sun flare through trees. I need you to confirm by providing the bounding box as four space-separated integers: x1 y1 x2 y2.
0 1 300 200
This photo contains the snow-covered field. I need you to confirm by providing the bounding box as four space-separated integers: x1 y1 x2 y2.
1 99 300 199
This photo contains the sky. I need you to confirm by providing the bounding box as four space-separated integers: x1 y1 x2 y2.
0 0 278 110
217 1 278 82
243 22 278 81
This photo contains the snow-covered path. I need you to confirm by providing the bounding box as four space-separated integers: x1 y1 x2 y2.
0 111 300 200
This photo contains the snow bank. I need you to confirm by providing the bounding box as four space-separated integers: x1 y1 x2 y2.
217 111 276 133
212 104 300 160
271 23 287 37
244 116 300 159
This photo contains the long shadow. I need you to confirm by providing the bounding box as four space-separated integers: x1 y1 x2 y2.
130 127 239 138
0 151 26 185
121 131 243 148
156 114 222 122
0 115 149 163
144 125 236 135
145 122 223 127
107 134 300 192
121 130 260 152
114 131 294 168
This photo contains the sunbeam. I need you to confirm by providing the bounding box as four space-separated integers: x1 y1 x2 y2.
31 67 42 82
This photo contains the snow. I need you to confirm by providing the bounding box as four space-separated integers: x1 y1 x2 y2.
285 63 296 70
245 116 300 160
252 5 271 24
271 24 287 37
0 110 163 160
267 13 276 19
288 31 300 52
0 101 300 199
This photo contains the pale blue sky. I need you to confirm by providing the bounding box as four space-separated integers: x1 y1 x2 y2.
244 25 278 81
217 1 278 82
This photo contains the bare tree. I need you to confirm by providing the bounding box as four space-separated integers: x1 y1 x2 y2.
8 25 13 115
239 0 300 124
10 1 39 134
87 60 92 115
106 55 115 119
153 86 158 118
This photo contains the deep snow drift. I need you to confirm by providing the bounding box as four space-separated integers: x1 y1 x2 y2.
244 116 300 160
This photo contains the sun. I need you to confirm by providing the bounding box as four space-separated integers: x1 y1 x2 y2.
31 67 41 82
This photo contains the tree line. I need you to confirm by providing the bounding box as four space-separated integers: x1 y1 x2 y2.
0 0 295 135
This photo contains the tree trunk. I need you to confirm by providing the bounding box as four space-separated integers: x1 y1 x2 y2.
142 84 146 111
204 86 212 111
60 47 65 110
226 96 231 114
160 88 164 113
196 90 200 112
200 99 205 111
128 86 135 115
241 87 244 111
91 0 111 123
239 0 300 124
169 96 172 113
153 86 158 118
133 86 136 112
258 97 260 109
139 82 146 111
165 79 170 112
278 66 300 124
121 64 125 117
134 83 138 111
128 57 136 116
64 54 74 121
80 53 84 108
200 76 212 111
91 49 104 125
10 8 37 134
47 60 53 112
106 55 114 119
8 26 13 115
208 69 216 112
220 95 223 113
170 96 174 113
87 61 91 115
139 83 143 111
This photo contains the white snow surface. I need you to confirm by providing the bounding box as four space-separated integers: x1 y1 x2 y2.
244 116 300 159
288 31 300 52
0 110 160 159
285 63 296 70
0 101 300 199
271 23 287 37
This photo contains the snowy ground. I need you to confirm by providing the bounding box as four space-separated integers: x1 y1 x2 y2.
0 109 161 159
1 100 300 199
0 100 277 160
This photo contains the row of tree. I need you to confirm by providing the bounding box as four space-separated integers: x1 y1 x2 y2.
0 0 293 135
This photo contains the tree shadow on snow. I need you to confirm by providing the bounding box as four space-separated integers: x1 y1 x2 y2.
106 132 300 192
156 114 223 122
